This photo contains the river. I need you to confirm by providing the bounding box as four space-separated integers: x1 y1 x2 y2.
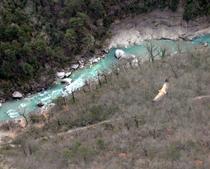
0 34 210 121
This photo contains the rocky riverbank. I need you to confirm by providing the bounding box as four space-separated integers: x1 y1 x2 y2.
0 72 55 102
106 9 210 48
0 49 107 102
1 9 210 102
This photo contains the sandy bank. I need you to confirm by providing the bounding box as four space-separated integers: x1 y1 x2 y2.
107 9 210 48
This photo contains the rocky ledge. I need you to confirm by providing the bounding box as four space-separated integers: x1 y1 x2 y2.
106 9 210 48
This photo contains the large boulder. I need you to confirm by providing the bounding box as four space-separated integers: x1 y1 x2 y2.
204 42 208 47
56 72 65 79
71 64 79 70
12 91 23 99
115 49 136 59
61 78 72 85
90 57 101 64
115 49 126 59
37 102 44 107
78 59 85 65
65 72 72 78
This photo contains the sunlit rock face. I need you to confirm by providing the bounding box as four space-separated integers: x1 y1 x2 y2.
107 10 210 49
115 49 136 59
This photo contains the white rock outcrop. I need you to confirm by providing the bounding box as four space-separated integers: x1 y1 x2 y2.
107 10 210 49
61 78 72 85
80 64 84 68
56 72 65 79
90 57 101 64
71 64 79 70
115 49 126 59
79 60 85 68
12 91 23 99
65 72 72 77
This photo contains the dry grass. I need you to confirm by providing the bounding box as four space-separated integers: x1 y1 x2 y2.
1 47 210 169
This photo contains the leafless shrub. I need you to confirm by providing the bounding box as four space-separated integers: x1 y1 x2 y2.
3 49 210 169
0 121 19 131
29 113 46 124
144 41 160 62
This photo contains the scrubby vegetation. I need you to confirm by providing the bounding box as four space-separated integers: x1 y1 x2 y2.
1 46 210 169
183 0 210 21
1 0 210 100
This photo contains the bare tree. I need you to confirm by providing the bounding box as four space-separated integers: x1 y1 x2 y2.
159 47 168 60
176 41 183 54
145 41 160 62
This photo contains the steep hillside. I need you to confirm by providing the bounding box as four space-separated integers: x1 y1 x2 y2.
1 46 210 169
1 0 210 100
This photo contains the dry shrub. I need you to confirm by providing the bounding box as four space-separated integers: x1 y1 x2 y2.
2 48 210 169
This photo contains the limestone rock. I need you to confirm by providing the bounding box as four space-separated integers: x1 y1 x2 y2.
90 57 101 64
56 72 65 79
61 78 72 85
12 91 23 99
115 49 126 59
65 72 72 78
71 64 79 70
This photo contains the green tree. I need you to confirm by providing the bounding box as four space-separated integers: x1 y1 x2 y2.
69 12 88 29
88 0 105 18
20 62 34 78
0 61 14 79
64 0 85 16
64 28 77 52
69 17 85 29
81 33 95 51
169 0 179 12
31 35 47 54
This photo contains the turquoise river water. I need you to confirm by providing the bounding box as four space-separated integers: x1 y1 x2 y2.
0 34 210 121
